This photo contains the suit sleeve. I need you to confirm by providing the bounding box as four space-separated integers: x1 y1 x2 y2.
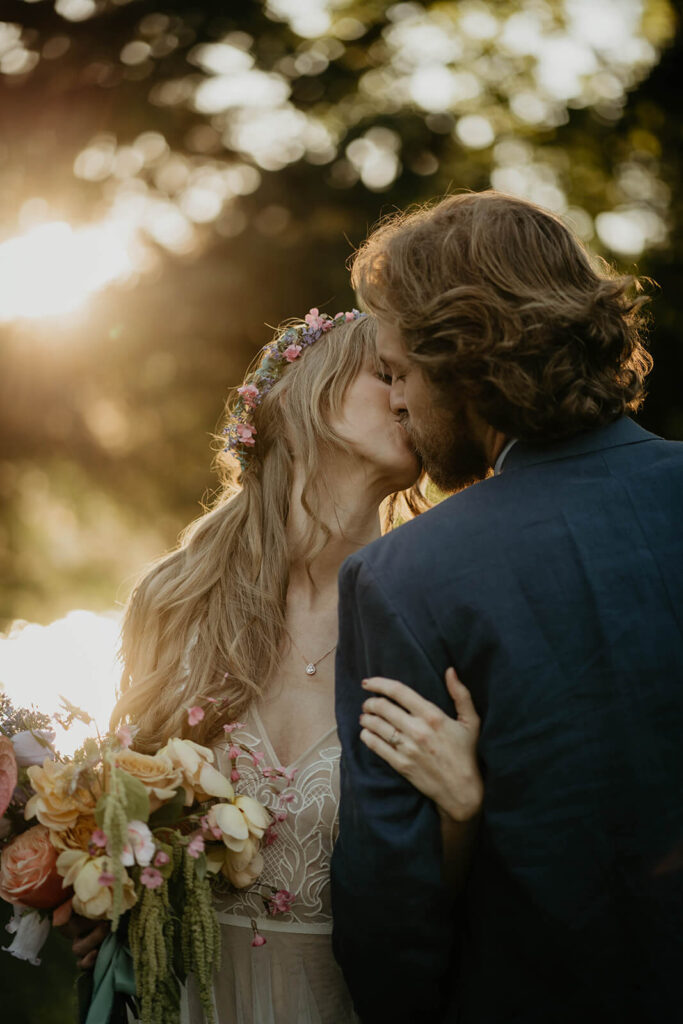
331 553 457 1023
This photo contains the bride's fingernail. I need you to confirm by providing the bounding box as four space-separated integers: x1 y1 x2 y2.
361 679 369 687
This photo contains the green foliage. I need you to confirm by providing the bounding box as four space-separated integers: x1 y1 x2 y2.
148 786 186 829
128 879 179 1024
127 835 220 1024
0 695 53 736
98 759 138 930
180 847 221 1024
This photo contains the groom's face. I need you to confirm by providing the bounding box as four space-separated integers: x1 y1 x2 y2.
376 320 491 492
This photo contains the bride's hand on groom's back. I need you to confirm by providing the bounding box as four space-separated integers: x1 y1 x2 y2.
359 668 483 822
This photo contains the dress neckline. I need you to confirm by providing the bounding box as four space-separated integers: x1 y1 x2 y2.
250 706 338 770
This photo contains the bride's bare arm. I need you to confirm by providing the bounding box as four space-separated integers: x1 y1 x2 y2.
358 668 483 890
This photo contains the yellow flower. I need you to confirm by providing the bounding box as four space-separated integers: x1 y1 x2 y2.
160 738 234 804
56 850 136 920
113 749 182 811
49 815 98 852
25 760 98 832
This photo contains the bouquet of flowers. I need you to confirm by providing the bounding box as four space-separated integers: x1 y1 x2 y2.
0 695 293 1024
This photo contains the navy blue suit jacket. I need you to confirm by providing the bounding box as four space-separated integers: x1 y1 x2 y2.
332 417 683 1023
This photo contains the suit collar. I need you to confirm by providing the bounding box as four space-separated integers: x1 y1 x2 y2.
501 417 659 474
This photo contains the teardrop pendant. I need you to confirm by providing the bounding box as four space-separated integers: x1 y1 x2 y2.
305 663 317 676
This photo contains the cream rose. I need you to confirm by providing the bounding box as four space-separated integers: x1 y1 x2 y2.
223 842 264 889
160 738 234 804
57 850 136 920
25 759 98 832
113 749 182 811
205 837 264 889
0 824 68 909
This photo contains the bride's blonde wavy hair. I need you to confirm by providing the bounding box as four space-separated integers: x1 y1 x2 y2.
111 314 428 753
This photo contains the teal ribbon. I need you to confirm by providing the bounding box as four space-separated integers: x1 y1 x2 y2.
83 932 137 1024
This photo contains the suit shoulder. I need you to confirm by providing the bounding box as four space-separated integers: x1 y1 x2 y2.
344 476 504 578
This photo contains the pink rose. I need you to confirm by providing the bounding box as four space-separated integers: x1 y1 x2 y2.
0 824 69 909
236 423 256 446
283 344 302 362
251 930 266 947
237 384 259 408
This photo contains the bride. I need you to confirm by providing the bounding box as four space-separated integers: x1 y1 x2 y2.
76 309 483 1022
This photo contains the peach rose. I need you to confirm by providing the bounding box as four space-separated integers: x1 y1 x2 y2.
113 749 182 811
25 759 98 832
0 824 68 909
57 850 136 920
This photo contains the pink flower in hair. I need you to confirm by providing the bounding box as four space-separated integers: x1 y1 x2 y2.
227 745 241 760
236 423 256 446
237 383 259 408
231 768 240 782
283 344 302 363
345 311 356 321
223 722 245 734
304 307 323 327
187 706 204 726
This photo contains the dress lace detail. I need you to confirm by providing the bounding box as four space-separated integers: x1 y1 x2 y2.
182 708 358 1023
213 710 340 932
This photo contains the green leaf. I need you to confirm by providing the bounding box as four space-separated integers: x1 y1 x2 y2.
148 787 186 829
117 769 150 823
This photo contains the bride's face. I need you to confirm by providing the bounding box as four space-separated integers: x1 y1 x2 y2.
327 357 421 492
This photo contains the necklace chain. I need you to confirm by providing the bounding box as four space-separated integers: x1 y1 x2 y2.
287 632 337 676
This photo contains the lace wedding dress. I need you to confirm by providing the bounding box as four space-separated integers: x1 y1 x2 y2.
181 708 358 1024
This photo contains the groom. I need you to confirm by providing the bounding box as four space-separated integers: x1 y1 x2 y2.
331 192 683 1023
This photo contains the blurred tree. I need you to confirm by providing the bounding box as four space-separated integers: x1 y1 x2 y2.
0 0 679 628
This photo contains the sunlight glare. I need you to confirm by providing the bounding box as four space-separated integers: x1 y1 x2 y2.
0 611 121 756
0 219 135 321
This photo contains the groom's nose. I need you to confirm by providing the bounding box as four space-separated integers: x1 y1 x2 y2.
389 383 406 416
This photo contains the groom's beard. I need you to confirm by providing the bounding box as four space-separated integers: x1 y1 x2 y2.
400 403 491 493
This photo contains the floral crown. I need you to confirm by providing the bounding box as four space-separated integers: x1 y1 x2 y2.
222 307 366 470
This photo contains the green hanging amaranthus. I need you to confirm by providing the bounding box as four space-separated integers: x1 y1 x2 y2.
180 846 222 1024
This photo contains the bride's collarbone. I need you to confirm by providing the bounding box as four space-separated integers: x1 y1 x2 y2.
257 660 336 766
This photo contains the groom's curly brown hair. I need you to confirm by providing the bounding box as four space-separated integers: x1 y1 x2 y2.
351 191 653 440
